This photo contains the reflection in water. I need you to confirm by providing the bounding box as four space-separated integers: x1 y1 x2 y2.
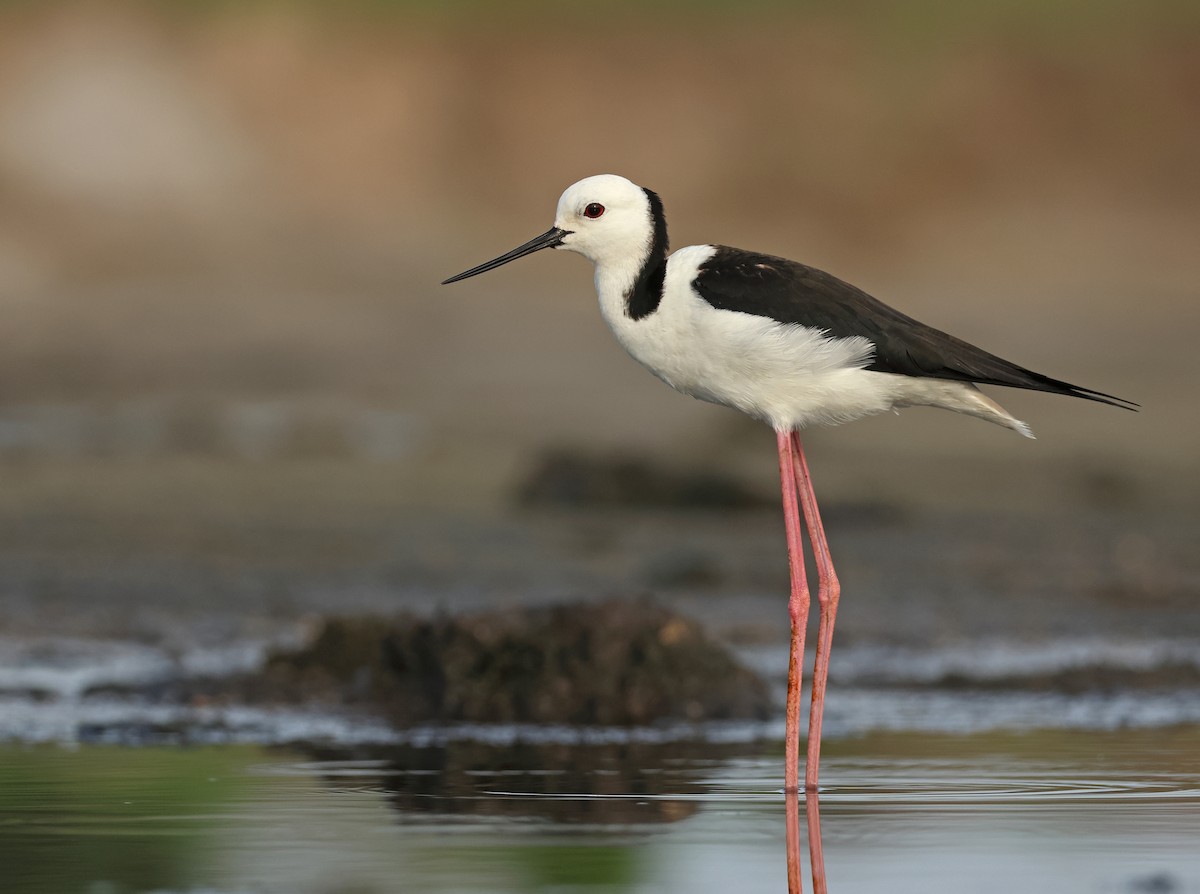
807 792 828 894
4 730 1200 894
301 738 757 825
303 738 839 891
786 791 802 893
786 791 828 894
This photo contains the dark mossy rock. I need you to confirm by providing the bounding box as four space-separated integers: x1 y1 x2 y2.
250 599 771 726
515 449 772 510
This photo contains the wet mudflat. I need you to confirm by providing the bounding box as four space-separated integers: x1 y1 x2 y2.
3 729 1198 894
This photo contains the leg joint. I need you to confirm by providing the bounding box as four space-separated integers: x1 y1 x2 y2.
817 576 841 607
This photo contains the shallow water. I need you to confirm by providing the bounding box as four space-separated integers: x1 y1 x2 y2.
3 729 1198 894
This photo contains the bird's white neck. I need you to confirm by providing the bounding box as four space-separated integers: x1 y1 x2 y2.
591 245 665 327
593 256 640 310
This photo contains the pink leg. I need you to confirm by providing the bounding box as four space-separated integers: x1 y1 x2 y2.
806 790 828 894
784 787 830 894
790 431 841 792
776 431 811 795
784 789 803 894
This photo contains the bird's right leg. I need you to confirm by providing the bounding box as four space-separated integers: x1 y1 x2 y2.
776 430 811 795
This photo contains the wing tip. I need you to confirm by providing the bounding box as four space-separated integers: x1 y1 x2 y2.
1064 386 1140 412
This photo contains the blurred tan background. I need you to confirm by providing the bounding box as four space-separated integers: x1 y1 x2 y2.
0 0 1196 527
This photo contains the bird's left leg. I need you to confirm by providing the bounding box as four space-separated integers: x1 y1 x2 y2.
790 431 841 792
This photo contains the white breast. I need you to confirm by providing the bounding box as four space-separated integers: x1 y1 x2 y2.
593 244 912 431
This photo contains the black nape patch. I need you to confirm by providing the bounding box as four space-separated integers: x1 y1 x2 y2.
626 187 670 320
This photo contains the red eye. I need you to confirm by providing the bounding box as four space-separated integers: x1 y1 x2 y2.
583 203 605 219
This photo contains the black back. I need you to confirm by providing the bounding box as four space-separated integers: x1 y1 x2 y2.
693 247 1136 409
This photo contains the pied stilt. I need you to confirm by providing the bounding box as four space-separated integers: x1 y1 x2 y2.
442 173 1136 792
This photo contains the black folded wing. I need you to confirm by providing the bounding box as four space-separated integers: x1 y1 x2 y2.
692 246 1137 410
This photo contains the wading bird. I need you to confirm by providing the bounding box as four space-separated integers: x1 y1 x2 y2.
442 174 1135 792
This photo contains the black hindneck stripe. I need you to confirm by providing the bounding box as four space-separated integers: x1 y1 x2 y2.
626 187 670 320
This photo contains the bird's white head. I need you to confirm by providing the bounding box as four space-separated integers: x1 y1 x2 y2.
442 174 666 285
552 174 658 267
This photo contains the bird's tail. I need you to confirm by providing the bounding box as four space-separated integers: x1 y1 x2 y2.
966 388 1036 439
902 380 1036 438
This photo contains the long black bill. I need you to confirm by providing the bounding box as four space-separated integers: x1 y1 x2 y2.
441 227 569 285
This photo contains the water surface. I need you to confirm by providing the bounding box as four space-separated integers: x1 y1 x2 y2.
4 729 1198 894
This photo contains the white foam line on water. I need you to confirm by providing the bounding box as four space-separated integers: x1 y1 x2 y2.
0 696 404 747
3 686 1200 748
739 637 1200 684
0 635 270 700
0 635 187 698
823 687 1200 737
6 633 1198 705
839 638 1200 682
